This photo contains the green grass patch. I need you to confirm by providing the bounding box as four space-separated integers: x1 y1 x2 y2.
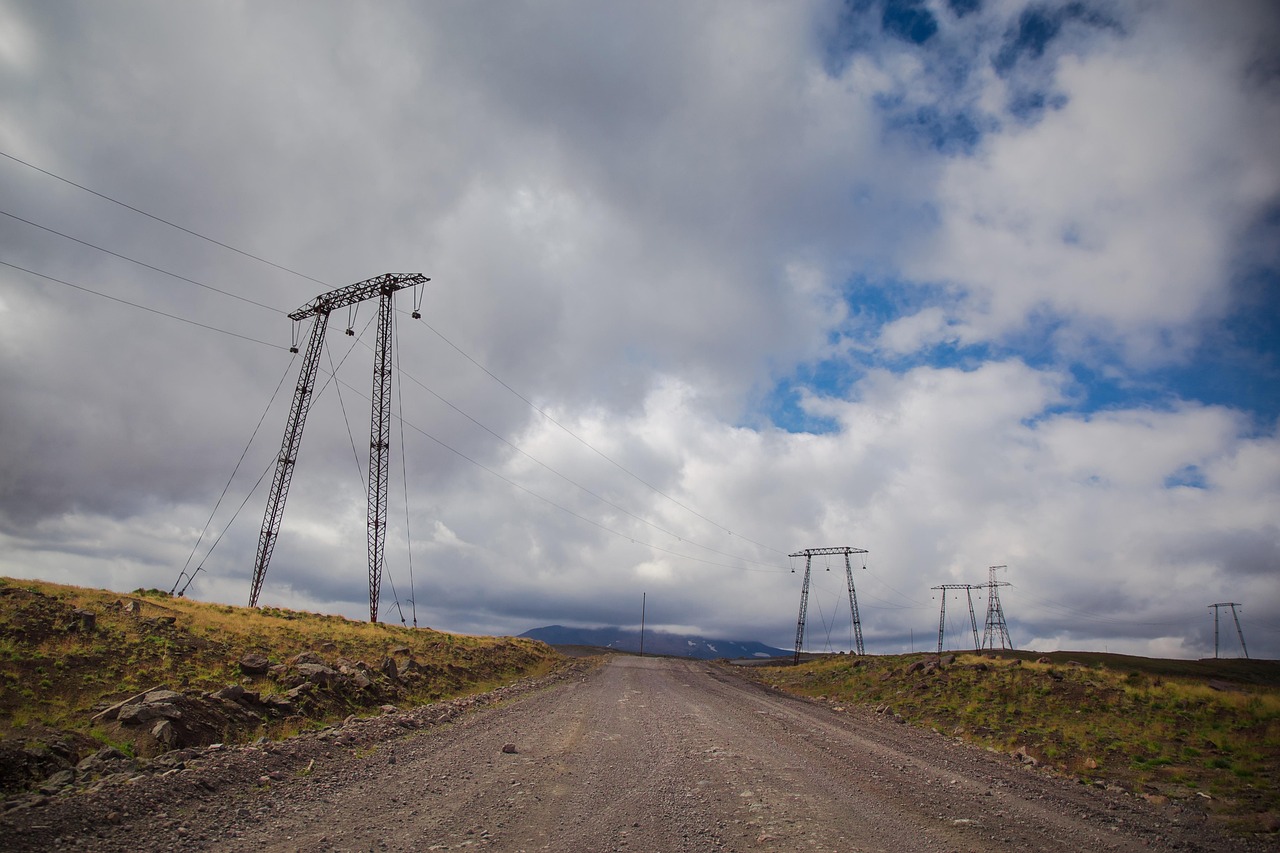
746 650 1280 825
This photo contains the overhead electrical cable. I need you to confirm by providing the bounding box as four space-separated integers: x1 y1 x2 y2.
1 260 284 350
409 314 789 558
178 358 296 581
185 314 374 581
327 339 368 485
326 373 787 575
1015 589 1190 629
0 147 791 562
191 454 278 569
862 566 929 608
377 340 787 571
0 209 284 313
0 149 327 288
393 309 419 628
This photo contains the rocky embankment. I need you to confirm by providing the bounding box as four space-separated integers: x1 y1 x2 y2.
0 653 588 824
1 636 551 799
0 659 594 849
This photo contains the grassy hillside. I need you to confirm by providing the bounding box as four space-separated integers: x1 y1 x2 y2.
0 577 558 793
748 650 1280 833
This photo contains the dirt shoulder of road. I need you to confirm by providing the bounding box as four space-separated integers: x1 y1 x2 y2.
0 656 599 851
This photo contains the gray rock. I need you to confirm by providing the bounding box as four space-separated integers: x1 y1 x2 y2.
70 609 97 632
294 663 340 686
238 654 271 675
290 651 325 666
143 689 185 704
151 720 179 748
379 657 400 681
39 769 75 794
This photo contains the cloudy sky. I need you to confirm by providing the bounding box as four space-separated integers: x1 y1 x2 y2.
2 0 1277 660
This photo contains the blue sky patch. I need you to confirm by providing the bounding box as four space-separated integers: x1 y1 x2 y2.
881 0 938 45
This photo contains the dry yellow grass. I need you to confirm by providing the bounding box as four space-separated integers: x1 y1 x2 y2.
750 650 1280 831
0 576 558 752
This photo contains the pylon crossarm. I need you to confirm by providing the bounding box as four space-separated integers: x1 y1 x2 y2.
288 273 428 321
789 547 868 558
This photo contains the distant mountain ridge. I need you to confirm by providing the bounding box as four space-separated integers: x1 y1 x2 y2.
520 625 790 660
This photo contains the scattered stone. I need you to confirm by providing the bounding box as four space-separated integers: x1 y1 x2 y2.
502 742 518 754
238 654 271 675
380 657 400 682
294 663 340 686
1013 747 1039 767
1207 679 1243 693
91 685 169 724
151 720 179 749
289 651 325 667
69 608 97 632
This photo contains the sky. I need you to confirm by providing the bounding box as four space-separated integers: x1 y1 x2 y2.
1 0 1277 660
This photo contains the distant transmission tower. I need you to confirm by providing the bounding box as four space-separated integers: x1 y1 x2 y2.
981 565 1013 650
791 547 868 663
932 583 981 654
248 272 429 622
1208 602 1249 659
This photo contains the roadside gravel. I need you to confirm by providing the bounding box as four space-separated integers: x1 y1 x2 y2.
2 655 1267 851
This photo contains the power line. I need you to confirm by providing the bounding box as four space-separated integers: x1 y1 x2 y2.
0 149 327 288
1 260 285 350
177 358 296 581
2 145 787 563
324 371 786 576
410 315 789 558
0 209 284 313
377 338 788 571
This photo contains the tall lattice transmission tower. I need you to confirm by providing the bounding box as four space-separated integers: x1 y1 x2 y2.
248 272 429 623
790 547 868 663
1208 602 1249 659
981 564 1013 650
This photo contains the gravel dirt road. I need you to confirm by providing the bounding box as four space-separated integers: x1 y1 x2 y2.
3 655 1264 851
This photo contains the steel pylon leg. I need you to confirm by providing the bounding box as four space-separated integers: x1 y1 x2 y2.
966 588 980 651
844 552 865 655
365 289 395 622
936 590 947 655
793 555 812 664
249 312 330 607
